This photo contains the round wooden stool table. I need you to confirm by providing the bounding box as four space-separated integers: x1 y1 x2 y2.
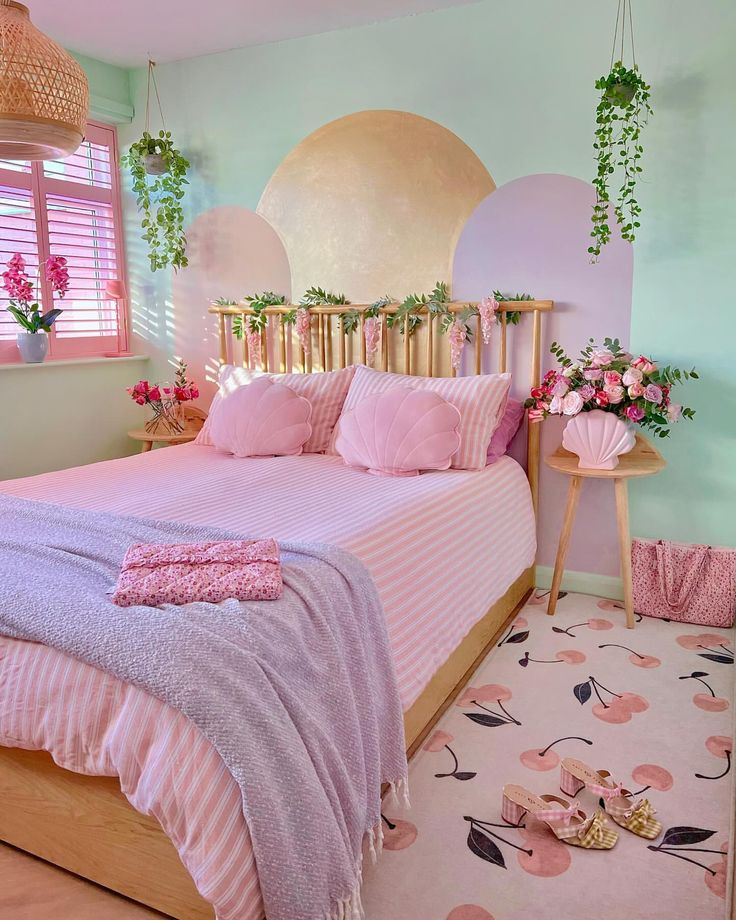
128 405 207 453
544 433 666 629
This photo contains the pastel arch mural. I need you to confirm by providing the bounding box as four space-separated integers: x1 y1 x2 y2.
453 173 634 575
257 109 495 300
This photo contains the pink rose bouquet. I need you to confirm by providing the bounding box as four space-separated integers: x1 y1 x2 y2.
3 252 70 333
524 337 697 438
127 358 199 435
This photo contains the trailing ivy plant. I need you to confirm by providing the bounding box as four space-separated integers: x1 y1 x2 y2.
389 281 450 335
340 295 393 335
122 130 190 272
230 292 287 338
492 290 531 326
590 62 652 261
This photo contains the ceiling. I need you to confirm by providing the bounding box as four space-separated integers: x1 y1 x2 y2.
27 0 479 68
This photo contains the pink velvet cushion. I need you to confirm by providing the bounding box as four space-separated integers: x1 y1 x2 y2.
209 377 312 457
112 538 282 607
331 365 512 471
486 398 525 464
335 387 461 477
196 364 354 453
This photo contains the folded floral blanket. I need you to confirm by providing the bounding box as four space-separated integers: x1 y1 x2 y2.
0 495 408 920
112 538 282 607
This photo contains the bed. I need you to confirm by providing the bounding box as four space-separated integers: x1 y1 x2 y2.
0 297 550 919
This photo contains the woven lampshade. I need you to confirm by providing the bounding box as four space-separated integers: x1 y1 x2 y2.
0 1 89 160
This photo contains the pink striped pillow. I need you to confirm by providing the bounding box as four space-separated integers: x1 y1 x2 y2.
330 365 511 471
196 365 355 454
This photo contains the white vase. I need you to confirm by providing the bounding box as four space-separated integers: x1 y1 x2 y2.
562 409 636 471
16 331 49 363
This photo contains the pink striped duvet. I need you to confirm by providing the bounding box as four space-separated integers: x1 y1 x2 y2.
0 447 535 919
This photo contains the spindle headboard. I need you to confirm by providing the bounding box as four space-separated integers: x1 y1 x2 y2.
208 298 553 512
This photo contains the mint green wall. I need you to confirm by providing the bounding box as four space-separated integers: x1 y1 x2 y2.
72 52 133 124
118 0 733 552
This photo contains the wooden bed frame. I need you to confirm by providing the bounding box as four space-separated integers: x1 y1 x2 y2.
0 298 551 919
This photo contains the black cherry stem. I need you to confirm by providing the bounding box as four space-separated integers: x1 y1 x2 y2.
696 750 732 781
557 621 589 637
647 846 717 875
381 814 396 830
474 701 519 725
538 736 593 757
590 676 622 698
528 656 564 664
599 643 645 659
496 700 521 726
434 744 460 778
679 674 715 696
697 644 733 658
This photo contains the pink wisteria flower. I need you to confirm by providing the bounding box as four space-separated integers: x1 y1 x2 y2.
477 295 498 345
246 326 262 368
363 315 380 363
296 307 311 355
448 319 467 371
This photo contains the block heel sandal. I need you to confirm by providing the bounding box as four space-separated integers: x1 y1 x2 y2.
501 783 617 849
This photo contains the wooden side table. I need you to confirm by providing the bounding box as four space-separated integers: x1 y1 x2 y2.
544 433 666 629
128 405 207 454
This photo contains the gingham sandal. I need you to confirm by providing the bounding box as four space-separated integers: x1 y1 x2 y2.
560 758 662 840
502 783 618 849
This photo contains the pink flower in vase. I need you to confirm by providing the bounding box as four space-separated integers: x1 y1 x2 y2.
579 383 596 401
667 403 682 422
590 348 615 367
477 295 498 344
625 404 645 422
628 382 644 398
551 377 569 397
148 386 161 402
583 367 603 381
135 395 146 405
45 255 70 297
622 367 643 386
528 408 545 423
448 319 466 371
561 391 584 416
296 308 311 355
605 385 625 404
3 252 33 302
604 370 622 386
548 395 563 414
643 384 663 404
363 315 380 362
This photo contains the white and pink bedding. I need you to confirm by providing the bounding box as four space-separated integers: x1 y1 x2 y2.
0 446 535 919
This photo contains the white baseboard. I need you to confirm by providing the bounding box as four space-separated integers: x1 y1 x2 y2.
535 566 624 601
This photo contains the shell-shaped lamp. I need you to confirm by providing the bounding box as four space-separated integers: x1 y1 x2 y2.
0 1 89 160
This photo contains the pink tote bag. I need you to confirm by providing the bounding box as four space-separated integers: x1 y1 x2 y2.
631 538 736 627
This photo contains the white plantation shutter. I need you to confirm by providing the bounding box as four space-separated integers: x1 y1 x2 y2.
0 121 127 362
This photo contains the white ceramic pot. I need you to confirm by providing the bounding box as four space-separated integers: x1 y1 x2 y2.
16 331 49 363
562 409 636 471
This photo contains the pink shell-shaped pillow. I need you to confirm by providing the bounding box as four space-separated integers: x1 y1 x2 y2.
335 387 461 476
210 377 312 457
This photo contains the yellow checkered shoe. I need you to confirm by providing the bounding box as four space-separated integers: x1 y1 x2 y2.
502 784 618 849
560 758 663 840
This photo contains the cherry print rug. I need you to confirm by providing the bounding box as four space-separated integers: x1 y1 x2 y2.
361 592 735 920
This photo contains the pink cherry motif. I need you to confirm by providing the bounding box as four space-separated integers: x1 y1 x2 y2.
705 736 731 758
597 598 624 612
423 730 454 753
381 816 418 850
679 672 730 711
676 633 733 651
587 618 614 630
556 649 586 664
631 763 674 792
598 643 661 668
519 736 593 772
527 592 546 606
588 678 648 724
517 818 571 877
455 684 512 706
446 907 495 920
705 856 728 899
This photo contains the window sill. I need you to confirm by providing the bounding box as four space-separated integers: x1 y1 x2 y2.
0 355 149 371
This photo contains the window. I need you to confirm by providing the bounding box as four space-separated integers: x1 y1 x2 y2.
0 121 127 362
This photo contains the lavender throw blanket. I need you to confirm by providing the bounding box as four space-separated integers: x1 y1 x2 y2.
0 495 408 920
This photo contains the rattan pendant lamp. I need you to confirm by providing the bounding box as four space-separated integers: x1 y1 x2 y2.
0 0 89 160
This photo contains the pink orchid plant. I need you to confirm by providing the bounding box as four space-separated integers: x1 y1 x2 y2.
3 252 70 334
127 358 199 434
525 337 697 438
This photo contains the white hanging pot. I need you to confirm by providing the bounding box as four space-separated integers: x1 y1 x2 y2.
562 409 636 471
143 152 169 175
605 82 636 107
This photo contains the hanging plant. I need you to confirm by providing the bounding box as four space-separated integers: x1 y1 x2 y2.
589 1 653 261
122 62 190 272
